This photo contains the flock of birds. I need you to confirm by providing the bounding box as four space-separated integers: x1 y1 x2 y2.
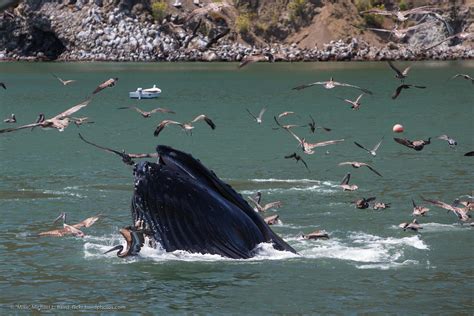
1 60 473 246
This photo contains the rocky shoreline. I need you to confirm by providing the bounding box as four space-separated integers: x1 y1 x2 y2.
0 1 472 62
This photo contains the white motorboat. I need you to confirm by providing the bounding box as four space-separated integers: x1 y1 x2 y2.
129 85 162 99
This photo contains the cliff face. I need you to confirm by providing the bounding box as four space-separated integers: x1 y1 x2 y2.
0 0 471 61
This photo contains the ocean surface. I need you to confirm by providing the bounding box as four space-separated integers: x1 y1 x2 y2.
0 61 472 314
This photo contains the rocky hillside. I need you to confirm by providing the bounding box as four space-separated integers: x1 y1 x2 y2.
0 0 472 61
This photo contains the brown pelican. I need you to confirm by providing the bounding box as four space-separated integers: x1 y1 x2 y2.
284 152 309 171
92 77 118 94
438 135 457 148
364 23 434 41
451 74 473 83
373 202 390 210
307 115 331 133
340 173 358 191
422 30 472 52
292 77 373 95
399 219 422 232
153 114 216 137
104 227 145 258
337 93 365 110
53 212 101 229
3 113 16 123
264 214 280 225
387 61 410 82
302 230 329 240
354 136 383 156
0 98 91 134
285 128 344 155
38 212 101 237
118 106 175 118
79 133 159 165
186 1 231 22
360 6 440 22
421 196 472 224
238 53 274 69
338 161 382 177
51 73 76 86
248 192 282 213
394 137 431 151
392 84 426 99
353 197 376 209
0 82 6 89
412 199 430 216
247 107 267 124
71 117 94 127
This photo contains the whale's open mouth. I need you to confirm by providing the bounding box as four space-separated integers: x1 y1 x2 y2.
123 145 296 259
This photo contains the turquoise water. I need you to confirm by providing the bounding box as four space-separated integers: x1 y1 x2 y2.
0 61 473 313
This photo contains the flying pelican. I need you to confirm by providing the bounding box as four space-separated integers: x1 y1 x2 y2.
104 227 145 258
387 61 410 82
373 202 390 210
307 115 331 133
92 77 118 94
153 114 216 137
53 212 101 228
51 73 76 86
0 98 91 134
412 199 430 216
118 106 175 118
338 161 382 177
79 133 159 165
437 135 457 148
394 137 431 151
264 214 280 225
354 137 383 156
248 192 282 213
399 219 422 232
292 77 373 94
238 53 274 69
364 23 433 41
247 107 267 124
3 113 16 123
285 128 344 155
340 173 358 191
284 152 309 171
185 1 231 22
336 93 365 110
451 74 473 83
353 197 376 209
0 82 6 89
421 196 472 224
360 5 440 22
392 84 426 99
302 230 329 240
38 213 101 237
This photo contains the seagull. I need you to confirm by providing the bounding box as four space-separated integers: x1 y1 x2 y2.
373 202 390 210
0 98 91 134
307 115 331 133
336 93 365 110
340 173 358 191
394 137 431 151
153 114 216 137
92 77 118 94
104 227 145 258
247 107 267 124
354 137 383 156
292 77 373 94
387 61 411 82
118 106 176 118
451 74 473 83
412 199 430 216
3 113 16 123
399 219 422 232
79 133 159 165
238 53 274 69
353 197 376 209
392 84 426 99
302 230 329 240
248 192 282 213
438 135 457 148
264 214 280 225
338 161 382 177
285 128 344 155
0 82 6 89
284 152 309 171
421 196 472 224
51 73 76 86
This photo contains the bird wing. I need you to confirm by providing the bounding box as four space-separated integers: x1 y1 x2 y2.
391 84 405 99
51 73 64 84
355 93 365 103
340 173 351 185
333 81 373 95
0 122 42 134
338 162 353 166
38 228 69 237
150 107 176 114
306 139 344 149
262 201 282 211
421 197 458 213
53 98 92 119
365 164 383 177
438 134 449 141
372 136 384 152
129 153 160 159
354 141 370 153
78 133 133 164
258 107 267 120
284 153 297 159
0 82 6 89
285 128 303 144
402 66 411 76
300 157 310 171
72 214 101 228
191 114 216 129
154 120 182 137
278 111 294 118
366 27 393 33
292 81 326 90
360 8 393 16
92 78 115 94
246 109 258 120
394 137 414 148
387 61 403 76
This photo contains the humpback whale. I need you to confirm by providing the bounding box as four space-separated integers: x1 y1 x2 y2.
108 145 297 259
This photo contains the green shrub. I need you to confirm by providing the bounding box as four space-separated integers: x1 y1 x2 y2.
151 1 168 22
